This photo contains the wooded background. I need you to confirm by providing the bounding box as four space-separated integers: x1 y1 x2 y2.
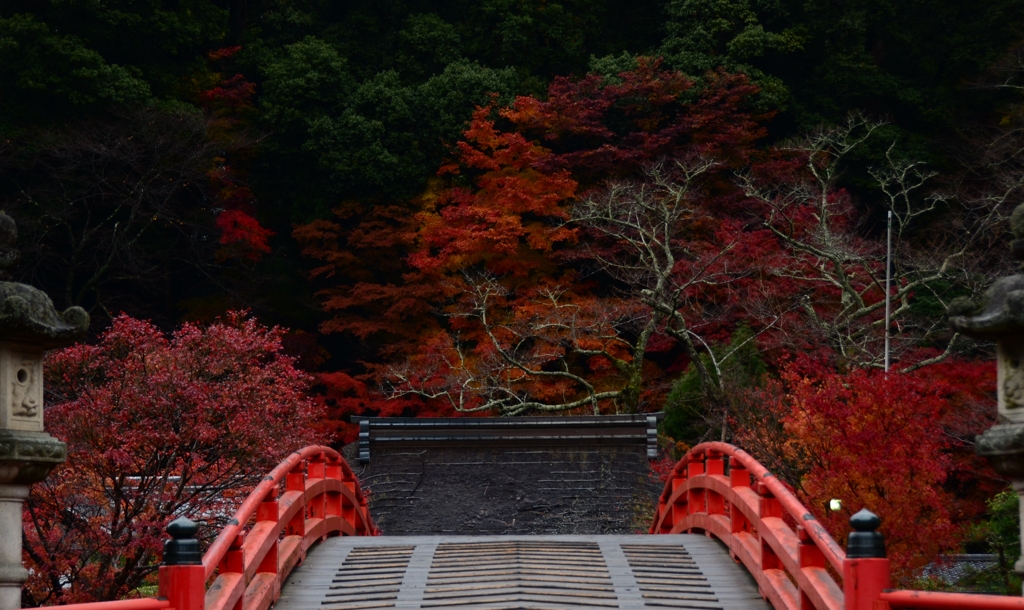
6 0 1024 598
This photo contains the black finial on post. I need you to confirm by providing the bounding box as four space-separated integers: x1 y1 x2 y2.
163 517 202 566
846 508 886 558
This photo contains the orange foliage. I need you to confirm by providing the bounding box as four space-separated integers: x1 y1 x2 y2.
295 60 773 422
411 104 578 277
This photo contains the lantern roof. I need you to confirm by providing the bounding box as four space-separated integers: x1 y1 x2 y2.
0 212 89 349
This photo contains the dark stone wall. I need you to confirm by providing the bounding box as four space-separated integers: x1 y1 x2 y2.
344 445 661 535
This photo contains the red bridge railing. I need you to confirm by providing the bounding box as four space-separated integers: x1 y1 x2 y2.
651 442 846 610
56 445 378 610
201 445 378 610
651 442 1024 610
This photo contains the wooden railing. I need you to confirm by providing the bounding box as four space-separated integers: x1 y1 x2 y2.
42 601 173 610
651 442 1024 610
202 445 378 610
39 440 1024 610
879 590 1024 608
651 442 845 610
56 445 378 610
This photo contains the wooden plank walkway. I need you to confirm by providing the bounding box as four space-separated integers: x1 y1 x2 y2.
275 535 771 610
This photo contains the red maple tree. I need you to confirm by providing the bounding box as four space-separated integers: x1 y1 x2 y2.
24 313 324 605
757 357 997 582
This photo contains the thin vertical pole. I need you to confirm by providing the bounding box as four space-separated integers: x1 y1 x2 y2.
885 210 892 373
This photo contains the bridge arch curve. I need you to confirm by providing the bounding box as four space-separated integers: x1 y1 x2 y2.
201 445 378 610
651 442 845 610
45 440 1024 610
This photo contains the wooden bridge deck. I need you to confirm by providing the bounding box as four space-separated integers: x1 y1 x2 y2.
275 535 770 610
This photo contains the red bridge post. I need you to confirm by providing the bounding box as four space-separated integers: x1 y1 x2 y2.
159 518 206 610
798 526 826 610
652 443 1024 610
758 482 783 576
842 509 889 610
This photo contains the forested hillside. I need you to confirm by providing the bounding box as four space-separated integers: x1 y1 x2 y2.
5 0 1024 594
3 0 1020 328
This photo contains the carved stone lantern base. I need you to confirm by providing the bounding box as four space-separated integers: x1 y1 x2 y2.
0 429 65 609
977 424 1024 479
0 484 27 610
0 430 66 485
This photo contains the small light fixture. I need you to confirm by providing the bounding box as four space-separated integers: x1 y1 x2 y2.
829 498 842 512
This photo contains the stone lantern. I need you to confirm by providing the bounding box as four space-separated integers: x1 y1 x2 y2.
949 202 1024 593
0 214 88 610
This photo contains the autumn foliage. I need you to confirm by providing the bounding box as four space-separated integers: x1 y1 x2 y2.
201 51 274 261
293 58 1005 569
3 0 1018 593
297 59 775 424
24 313 324 605
754 359 996 581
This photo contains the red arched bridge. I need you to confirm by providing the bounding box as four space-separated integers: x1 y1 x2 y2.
52 443 1024 610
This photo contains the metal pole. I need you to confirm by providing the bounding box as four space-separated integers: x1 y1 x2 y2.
885 211 892 373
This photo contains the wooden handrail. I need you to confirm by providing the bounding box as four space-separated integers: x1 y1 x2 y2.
651 442 1024 610
879 590 1024 609
203 445 378 610
650 442 846 610
41 599 173 610
54 445 377 610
